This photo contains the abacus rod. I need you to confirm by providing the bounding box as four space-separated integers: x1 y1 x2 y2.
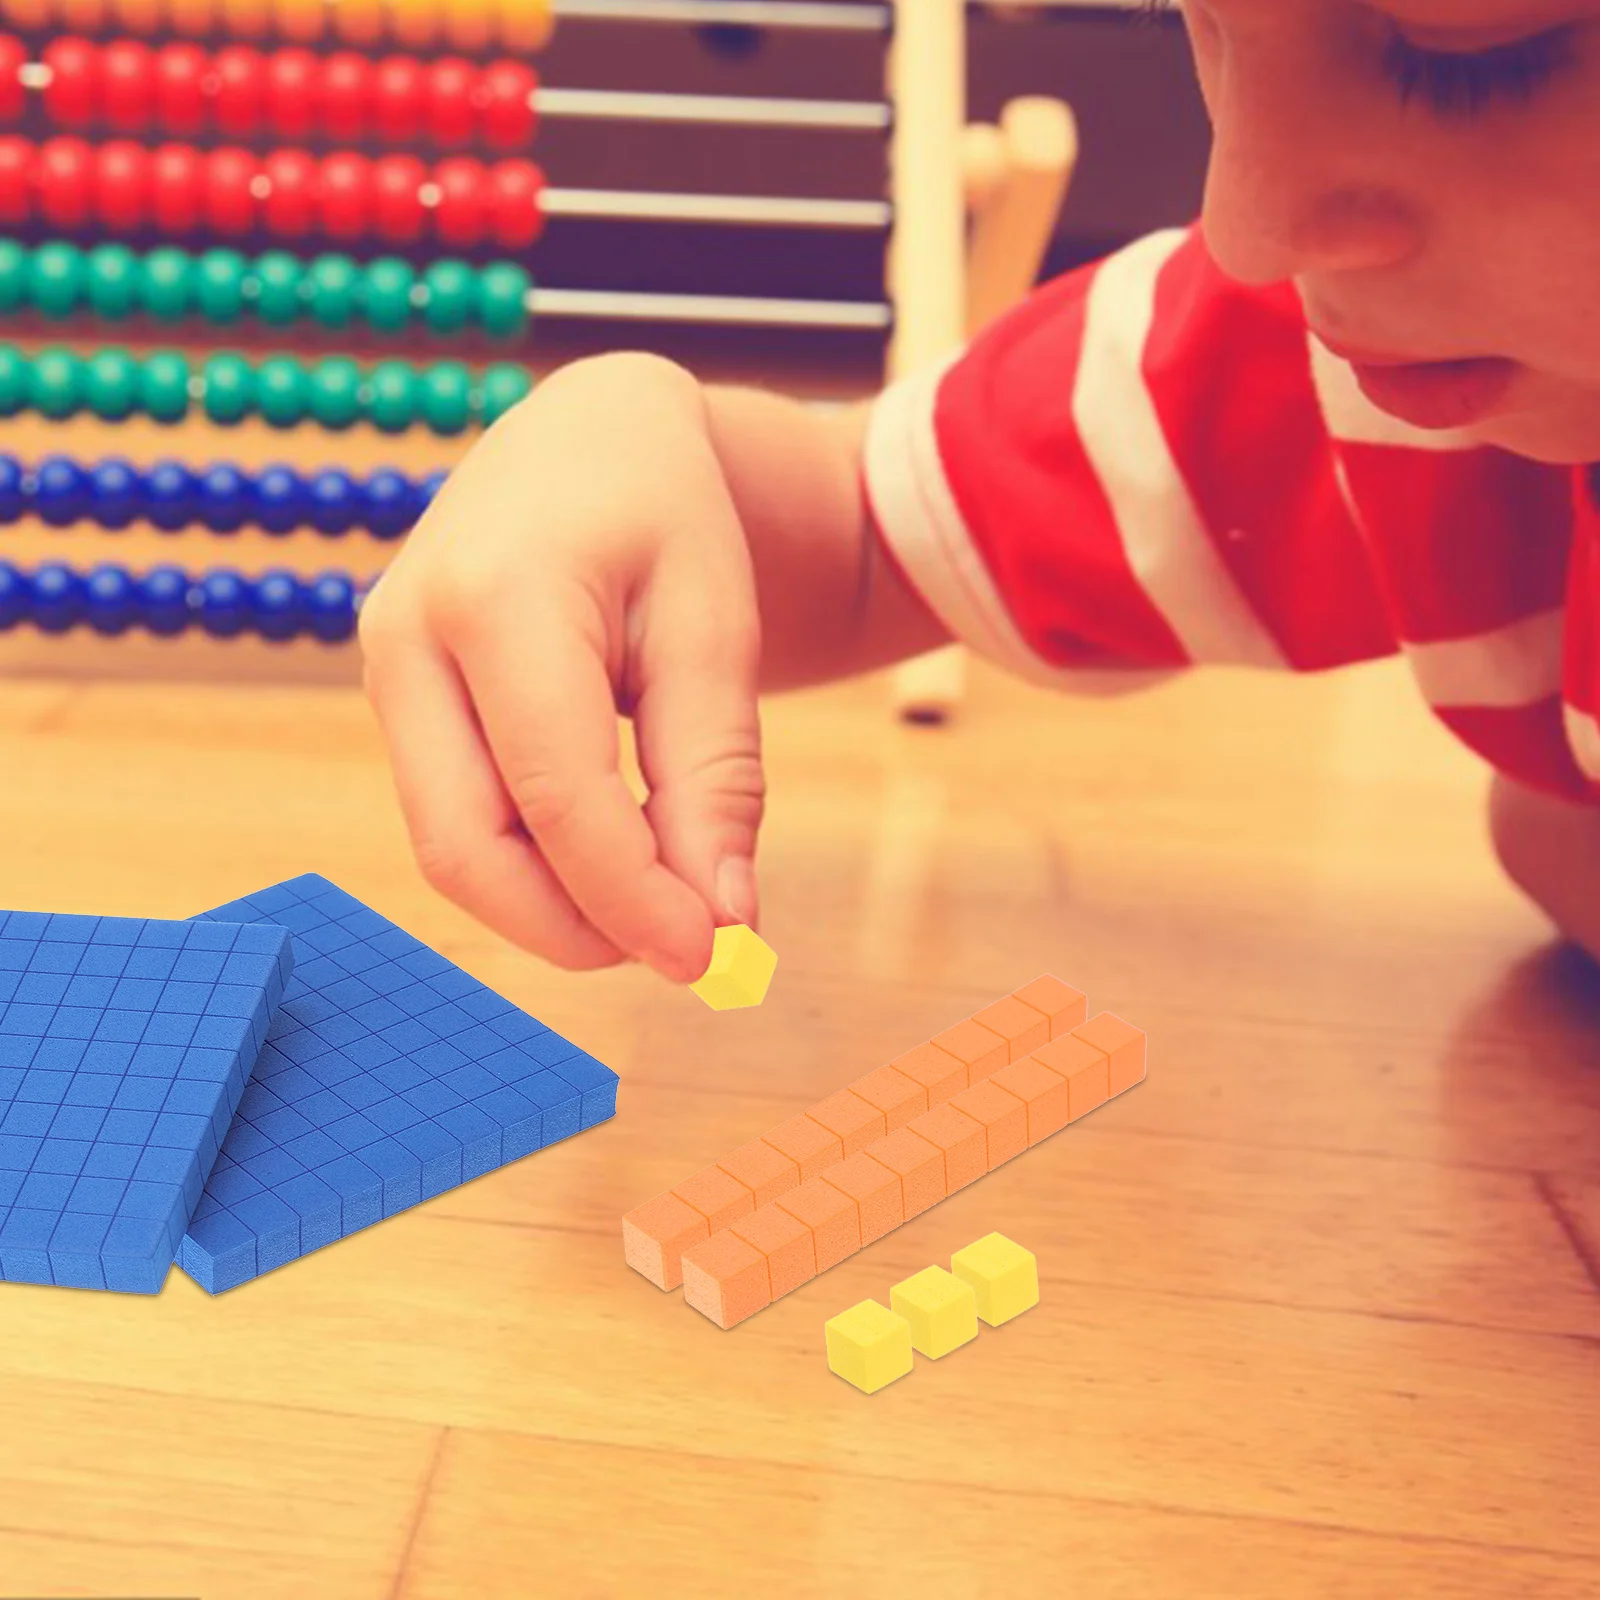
542 187 891 229
535 87 891 131
528 286 891 329
553 0 890 28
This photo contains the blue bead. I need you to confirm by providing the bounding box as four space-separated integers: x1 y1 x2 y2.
307 468 359 536
89 458 142 530
362 468 418 540
84 563 138 635
0 454 23 524
0 559 25 628
253 570 303 642
137 564 191 636
305 572 357 642
199 568 251 638
34 456 90 528
145 461 196 533
198 463 253 534
255 464 307 535
29 561 86 633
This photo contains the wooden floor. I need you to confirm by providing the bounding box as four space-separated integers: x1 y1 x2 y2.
0 635 1596 1599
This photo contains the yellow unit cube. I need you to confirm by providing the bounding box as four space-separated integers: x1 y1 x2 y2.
825 1299 914 1394
690 924 778 1011
950 1233 1040 1327
890 1265 978 1359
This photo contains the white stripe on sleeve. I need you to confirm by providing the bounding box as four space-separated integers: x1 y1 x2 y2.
1402 608 1565 710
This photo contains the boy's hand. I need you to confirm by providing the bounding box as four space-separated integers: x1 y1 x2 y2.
359 353 764 986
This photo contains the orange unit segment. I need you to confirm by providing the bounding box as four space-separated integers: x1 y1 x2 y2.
907 1102 987 1193
762 1114 843 1181
808 1088 886 1156
1032 1034 1111 1122
863 1126 946 1219
949 1079 1028 1169
849 1064 927 1131
990 1056 1072 1145
933 1017 1008 1084
730 1201 818 1299
1012 975 1088 1038
681 1231 772 1330
890 1040 968 1106
972 994 1050 1061
775 1176 861 1272
621 1191 708 1291
1074 1011 1148 1095
717 1138 800 1208
821 1151 904 1244
672 1165 755 1234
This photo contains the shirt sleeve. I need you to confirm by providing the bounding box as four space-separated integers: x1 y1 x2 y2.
863 223 1398 685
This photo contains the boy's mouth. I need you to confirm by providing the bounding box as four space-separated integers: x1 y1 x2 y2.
1312 330 1517 430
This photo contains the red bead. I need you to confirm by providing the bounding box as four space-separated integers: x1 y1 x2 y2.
213 46 266 138
0 136 32 225
266 47 318 140
320 52 371 142
432 156 486 247
151 141 203 232
205 145 259 235
101 40 154 133
319 150 372 239
93 138 150 229
155 43 207 137
42 39 100 130
0 36 27 125
426 58 477 148
38 136 93 228
262 146 318 236
372 55 424 143
489 158 542 249
372 152 425 241
480 61 536 151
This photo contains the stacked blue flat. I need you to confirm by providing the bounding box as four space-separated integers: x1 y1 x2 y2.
179 874 620 1294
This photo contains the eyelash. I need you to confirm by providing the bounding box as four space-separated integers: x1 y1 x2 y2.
1380 27 1579 117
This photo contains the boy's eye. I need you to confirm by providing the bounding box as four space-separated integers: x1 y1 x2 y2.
1380 26 1579 116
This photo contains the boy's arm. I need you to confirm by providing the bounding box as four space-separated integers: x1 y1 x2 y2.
1489 774 1600 962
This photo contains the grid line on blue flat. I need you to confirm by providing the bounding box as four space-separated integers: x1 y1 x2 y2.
179 874 619 1294
0 911 295 1294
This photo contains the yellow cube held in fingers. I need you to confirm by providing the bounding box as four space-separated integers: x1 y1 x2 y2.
890 1265 978 1359
951 1233 1039 1327
825 1299 914 1394
690 924 778 1011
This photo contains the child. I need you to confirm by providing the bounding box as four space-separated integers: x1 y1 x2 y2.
358 0 1600 982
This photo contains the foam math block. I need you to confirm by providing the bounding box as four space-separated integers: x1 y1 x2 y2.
717 1138 799 1209
971 995 1050 1062
682 1229 771 1329
1074 1012 1147 1095
761 1113 842 1182
690 924 778 1011
951 1233 1039 1327
906 1102 987 1194
931 1018 1007 1085
1032 1034 1110 1123
729 1199 817 1300
948 1079 1027 1170
863 1126 945 1221
808 1088 885 1157
0 911 292 1295
622 1191 708 1291
889 1040 967 1107
989 1056 1071 1146
821 1150 903 1245
178 875 617 1294
1010 975 1088 1039
774 1175 860 1272
848 1065 927 1133
890 1265 978 1359
825 1298 913 1394
674 1163 756 1235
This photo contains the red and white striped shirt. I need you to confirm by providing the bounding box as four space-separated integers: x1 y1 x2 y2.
864 223 1600 804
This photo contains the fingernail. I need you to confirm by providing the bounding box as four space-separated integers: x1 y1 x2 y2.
716 856 759 928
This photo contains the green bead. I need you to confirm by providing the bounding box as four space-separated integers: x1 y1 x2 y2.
420 362 474 435
308 255 360 328
363 258 416 334
256 355 308 428
85 349 139 421
203 352 255 424
423 261 476 335
307 356 362 429
477 263 531 340
197 249 249 323
28 349 83 420
366 360 417 433
140 352 191 423
253 252 304 325
478 363 533 426
141 248 194 320
0 241 26 313
29 243 85 319
86 245 139 319
0 345 27 414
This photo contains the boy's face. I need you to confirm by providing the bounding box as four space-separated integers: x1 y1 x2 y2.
1177 0 1600 462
